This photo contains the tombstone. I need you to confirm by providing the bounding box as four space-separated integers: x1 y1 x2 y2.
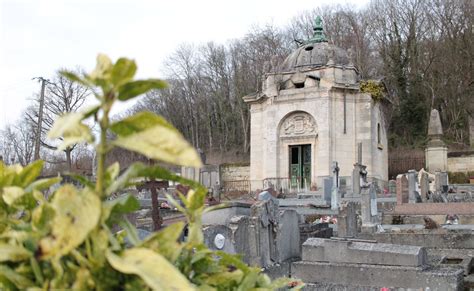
435 171 449 193
388 180 397 196
250 198 280 266
337 201 357 237
279 210 300 261
323 178 333 204
407 170 418 203
370 184 378 217
212 182 220 200
339 178 347 198
361 184 378 232
396 174 409 205
351 165 361 196
419 171 429 202
201 171 211 188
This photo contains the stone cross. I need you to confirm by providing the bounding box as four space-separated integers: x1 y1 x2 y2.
332 161 340 188
351 143 368 197
331 161 340 210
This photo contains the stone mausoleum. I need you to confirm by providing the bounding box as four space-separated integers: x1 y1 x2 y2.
244 17 388 190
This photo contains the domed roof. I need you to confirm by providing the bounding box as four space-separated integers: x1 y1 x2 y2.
279 16 351 71
280 42 351 71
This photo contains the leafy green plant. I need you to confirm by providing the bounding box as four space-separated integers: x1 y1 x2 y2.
360 80 385 103
0 54 302 290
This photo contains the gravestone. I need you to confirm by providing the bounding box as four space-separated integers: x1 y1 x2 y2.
419 170 429 202
323 178 332 204
370 184 378 217
361 184 378 232
250 198 280 266
337 201 357 237
351 165 360 196
407 170 418 203
396 174 409 205
435 171 449 193
279 210 300 261
388 180 396 196
339 178 347 198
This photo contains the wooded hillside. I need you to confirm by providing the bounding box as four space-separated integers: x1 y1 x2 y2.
132 0 473 153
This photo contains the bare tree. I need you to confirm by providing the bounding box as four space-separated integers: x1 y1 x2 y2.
2 121 35 166
131 0 473 154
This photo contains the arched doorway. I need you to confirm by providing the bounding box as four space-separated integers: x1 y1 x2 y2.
277 111 318 189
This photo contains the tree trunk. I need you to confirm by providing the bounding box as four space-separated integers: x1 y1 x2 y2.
150 178 162 231
65 148 72 171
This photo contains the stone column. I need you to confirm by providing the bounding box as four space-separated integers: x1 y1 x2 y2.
425 109 448 171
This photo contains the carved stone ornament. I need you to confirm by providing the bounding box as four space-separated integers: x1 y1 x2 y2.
280 113 317 137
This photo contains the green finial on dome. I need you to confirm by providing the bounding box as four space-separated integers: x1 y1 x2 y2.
306 16 327 44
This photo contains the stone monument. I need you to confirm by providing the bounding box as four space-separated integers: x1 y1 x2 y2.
425 109 448 171
243 16 388 190
330 161 340 210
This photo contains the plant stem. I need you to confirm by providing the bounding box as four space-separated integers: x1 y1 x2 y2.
95 104 110 197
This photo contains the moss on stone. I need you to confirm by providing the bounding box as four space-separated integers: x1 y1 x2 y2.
360 80 385 102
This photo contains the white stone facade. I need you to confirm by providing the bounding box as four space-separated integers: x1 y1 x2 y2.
244 43 388 190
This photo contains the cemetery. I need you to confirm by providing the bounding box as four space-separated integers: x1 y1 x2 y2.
1 1 473 289
122 17 474 290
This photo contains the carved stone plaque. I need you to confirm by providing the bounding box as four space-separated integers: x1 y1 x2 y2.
280 112 317 137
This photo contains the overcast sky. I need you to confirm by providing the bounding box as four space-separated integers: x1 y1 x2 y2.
0 0 368 129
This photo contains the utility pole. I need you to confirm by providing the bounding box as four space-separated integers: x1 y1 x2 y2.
32 77 48 161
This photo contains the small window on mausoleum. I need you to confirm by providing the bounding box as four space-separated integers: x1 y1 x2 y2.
377 123 383 150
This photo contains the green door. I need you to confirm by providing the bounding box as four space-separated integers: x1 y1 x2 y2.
289 145 311 188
